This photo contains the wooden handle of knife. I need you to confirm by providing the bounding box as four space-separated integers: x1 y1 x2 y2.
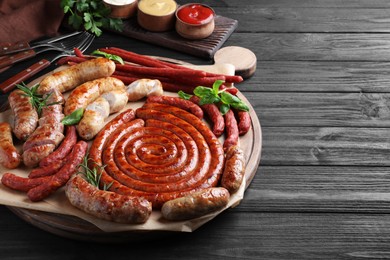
0 42 30 55
0 59 50 93
0 49 36 69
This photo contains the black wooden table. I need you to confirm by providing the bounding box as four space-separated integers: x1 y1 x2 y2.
2 0 390 259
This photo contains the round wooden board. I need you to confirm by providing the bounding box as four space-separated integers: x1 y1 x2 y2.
4 59 262 242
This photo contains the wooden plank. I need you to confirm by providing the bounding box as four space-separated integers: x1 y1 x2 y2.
2 205 390 259
240 166 390 213
200 0 390 8
248 92 390 127
239 61 390 93
226 33 390 61
216 7 390 32
261 127 390 166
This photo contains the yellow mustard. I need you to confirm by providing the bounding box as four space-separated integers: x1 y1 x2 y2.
138 0 177 16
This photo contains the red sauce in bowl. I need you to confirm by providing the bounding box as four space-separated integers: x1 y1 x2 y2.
177 4 214 25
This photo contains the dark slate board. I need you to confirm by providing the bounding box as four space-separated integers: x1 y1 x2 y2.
118 15 238 60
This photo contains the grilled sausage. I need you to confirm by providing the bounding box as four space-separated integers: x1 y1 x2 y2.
39 125 77 167
100 89 128 113
146 95 204 119
65 174 152 224
190 95 224 137
22 89 65 167
1 173 49 192
64 77 126 116
90 103 224 208
220 145 246 194
223 109 239 151
76 89 129 140
27 140 88 202
0 122 21 169
236 110 251 136
126 79 163 101
161 187 230 221
8 89 38 141
76 97 110 140
37 58 116 94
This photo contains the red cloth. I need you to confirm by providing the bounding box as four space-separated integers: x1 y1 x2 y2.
0 0 65 43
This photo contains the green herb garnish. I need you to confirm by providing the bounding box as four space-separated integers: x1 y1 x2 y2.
78 156 113 191
61 0 123 36
17 83 59 116
180 80 249 115
61 108 84 125
91 50 124 64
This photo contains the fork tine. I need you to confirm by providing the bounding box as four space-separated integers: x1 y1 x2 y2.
77 34 95 53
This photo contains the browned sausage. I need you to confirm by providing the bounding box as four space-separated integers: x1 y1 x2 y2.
8 89 38 141
1 173 49 192
0 122 21 169
189 95 224 137
37 57 116 94
27 140 88 202
39 125 77 167
236 110 251 136
65 174 152 224
161 187 230 221
220 145 246 194
146 95 204 119
64 76 125 116
22 89 65 167
223 109 239 151
29 159 65 178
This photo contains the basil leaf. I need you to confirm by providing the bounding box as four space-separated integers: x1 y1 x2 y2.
178 91 192 100
199 92 220 105
219 103 230 115
212 80 224 96
91 50 124 64
220 91 241 104
231 101 250 112
193 86 213 97
62 108 84 125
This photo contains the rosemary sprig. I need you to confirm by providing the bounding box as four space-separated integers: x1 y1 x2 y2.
77 156 113 191
16 83 59 116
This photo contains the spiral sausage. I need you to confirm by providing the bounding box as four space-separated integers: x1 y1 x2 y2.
87 102 224 209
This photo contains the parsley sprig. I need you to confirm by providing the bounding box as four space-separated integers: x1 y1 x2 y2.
17 83 59 116
179 80 249 115
78 156 113 191
61 0 123 36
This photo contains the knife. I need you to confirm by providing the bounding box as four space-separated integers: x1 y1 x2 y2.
0 31 82 56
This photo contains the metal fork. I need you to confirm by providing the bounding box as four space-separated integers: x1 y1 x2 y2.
0 31 92 70
0 32 95 94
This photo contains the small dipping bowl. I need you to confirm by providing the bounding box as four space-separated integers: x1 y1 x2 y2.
137 0 178 32
175 3 215 40
103 0 138 19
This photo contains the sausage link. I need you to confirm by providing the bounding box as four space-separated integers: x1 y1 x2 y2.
220 145 246 194
0 122 21 169
65 174 152 224
8 89 38 141
29 159 65 178
39 125 77 167
37 58 116 94
236 110 251 136
189 96 224 137
146 95 203 119
161 187 230 221
1 173 49 192
223 109 239 151
27 141 88 202
64 77 125 116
